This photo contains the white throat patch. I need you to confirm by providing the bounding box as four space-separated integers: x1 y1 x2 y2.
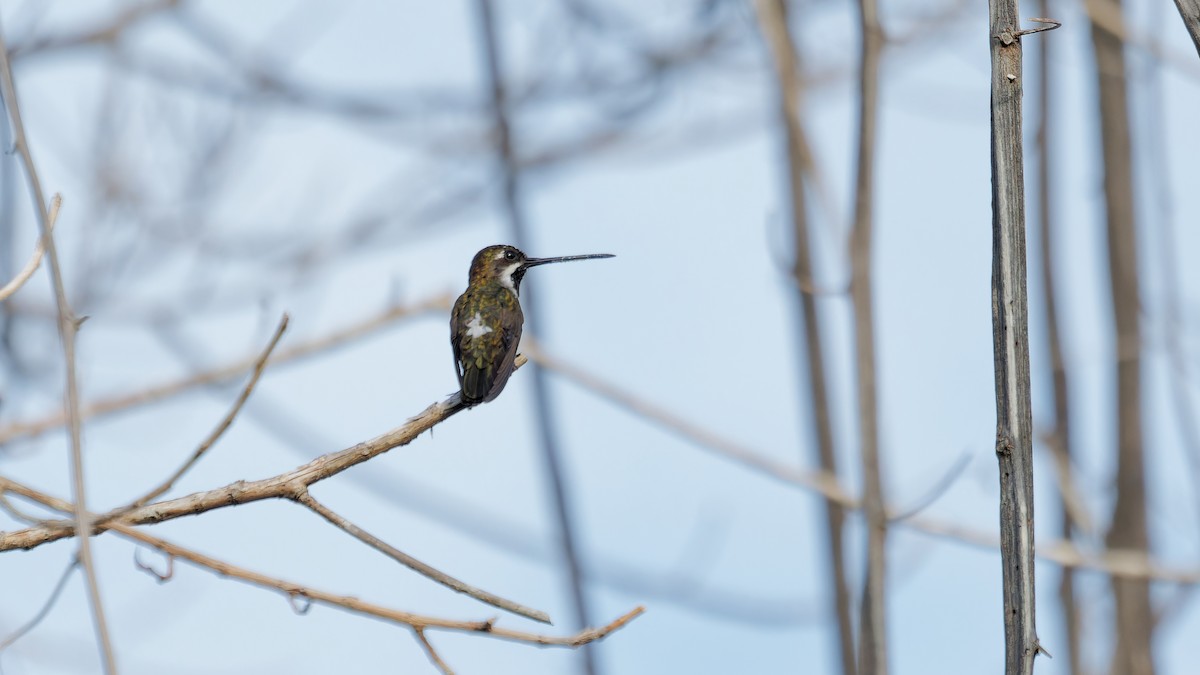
465 312 493 339
498 262 522 292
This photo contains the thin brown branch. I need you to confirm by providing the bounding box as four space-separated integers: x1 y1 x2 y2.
414 627 457 675
851 0 886 671
0 25 119 675
294 486 551 624
0 356 527 553
120 314 289 512
105 521 642 646
751 4 856 673
0 193 60 301
0 292 451 446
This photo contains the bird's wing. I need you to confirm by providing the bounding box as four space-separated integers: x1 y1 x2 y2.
482 322 521 402
450 294 466 387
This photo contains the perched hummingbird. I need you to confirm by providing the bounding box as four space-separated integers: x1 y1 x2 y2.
451 244 614 406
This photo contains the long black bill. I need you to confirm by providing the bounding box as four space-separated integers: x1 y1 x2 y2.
521 253 615 269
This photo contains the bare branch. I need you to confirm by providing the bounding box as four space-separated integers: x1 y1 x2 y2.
294 486 551 624
0 193 60 301
0 24 119 674
107 521 643 647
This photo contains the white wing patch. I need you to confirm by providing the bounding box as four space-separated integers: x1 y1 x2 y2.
465 312 493 339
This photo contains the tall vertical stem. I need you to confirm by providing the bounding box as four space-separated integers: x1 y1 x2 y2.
987 3 1040 673
851 0 887 672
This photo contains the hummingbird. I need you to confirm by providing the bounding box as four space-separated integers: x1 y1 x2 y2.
451 244 614 406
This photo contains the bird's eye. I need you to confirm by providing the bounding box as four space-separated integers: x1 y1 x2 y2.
504 250 516 260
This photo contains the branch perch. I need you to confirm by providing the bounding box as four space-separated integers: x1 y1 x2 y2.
0 357 552 624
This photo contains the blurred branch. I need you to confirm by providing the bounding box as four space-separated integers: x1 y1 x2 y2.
0 194 60 302
8 0 181 59
1034 0 1083 670
472 2 596 674
1083 0 1200 77
751 3 856 674
294 486 551 624
0 293 451 446
850 0 887 671
105 521 644 648
1088 0 1155 672
0 26 119 675
0 356 528 552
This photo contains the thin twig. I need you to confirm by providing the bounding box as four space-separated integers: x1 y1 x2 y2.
0 558 79 651
414 627 457 675
294 486 551 624
0 25 119 674
889 452 972 523
106 521 643 647
0 293 451 446
0 193 60 301
118 314 290 512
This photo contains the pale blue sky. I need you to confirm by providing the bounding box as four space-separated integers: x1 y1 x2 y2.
2 1 1199 674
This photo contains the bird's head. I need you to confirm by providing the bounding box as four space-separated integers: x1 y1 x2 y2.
467 245 614 295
